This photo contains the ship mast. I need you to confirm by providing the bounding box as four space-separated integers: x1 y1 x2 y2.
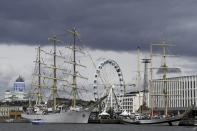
157 41 170 117
150 44 154 117
72 28 77 109
66 28 88 109
32 36 68 111
37 46 43 105
48 36 59 111
151 41 176 117
161 41 169 117
67 28 79 109
31 46 43 106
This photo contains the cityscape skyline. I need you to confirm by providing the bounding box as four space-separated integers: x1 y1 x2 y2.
1 0 197 99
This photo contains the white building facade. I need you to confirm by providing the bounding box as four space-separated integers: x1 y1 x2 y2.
151 75 197 112
118 91 143 113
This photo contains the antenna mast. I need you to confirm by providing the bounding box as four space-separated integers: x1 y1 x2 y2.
137 47 142 113
137 47 141 90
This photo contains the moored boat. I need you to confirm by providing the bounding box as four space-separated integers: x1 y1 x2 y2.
22 109 91 123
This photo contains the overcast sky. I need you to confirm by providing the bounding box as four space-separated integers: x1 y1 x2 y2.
1 0 197 55
1 0 197 99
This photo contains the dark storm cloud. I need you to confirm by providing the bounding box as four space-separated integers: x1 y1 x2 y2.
1 0 197 56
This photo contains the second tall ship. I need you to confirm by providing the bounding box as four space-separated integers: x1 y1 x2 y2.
21 28 91 124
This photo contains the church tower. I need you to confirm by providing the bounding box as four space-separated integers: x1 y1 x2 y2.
14 76 25 92
13 76 27 101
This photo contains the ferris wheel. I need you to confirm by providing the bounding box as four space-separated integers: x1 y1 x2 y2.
93 59 125 112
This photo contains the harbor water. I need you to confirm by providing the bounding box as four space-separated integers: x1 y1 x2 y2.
0 123 196 131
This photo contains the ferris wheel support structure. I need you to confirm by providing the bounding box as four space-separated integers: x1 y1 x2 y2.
93 59 125 112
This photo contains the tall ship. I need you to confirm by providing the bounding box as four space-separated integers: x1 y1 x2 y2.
21 28 91 123
123 41 189 125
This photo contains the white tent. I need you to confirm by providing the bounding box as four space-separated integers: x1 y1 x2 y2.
99 110 110 116
120 110 129 116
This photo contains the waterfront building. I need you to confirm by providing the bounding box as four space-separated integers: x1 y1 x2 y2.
118 91 143 113
0 106 23 118
151 75 197 114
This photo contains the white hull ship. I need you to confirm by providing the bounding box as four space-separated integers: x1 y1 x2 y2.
22 110 91 124
22 28 91 124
